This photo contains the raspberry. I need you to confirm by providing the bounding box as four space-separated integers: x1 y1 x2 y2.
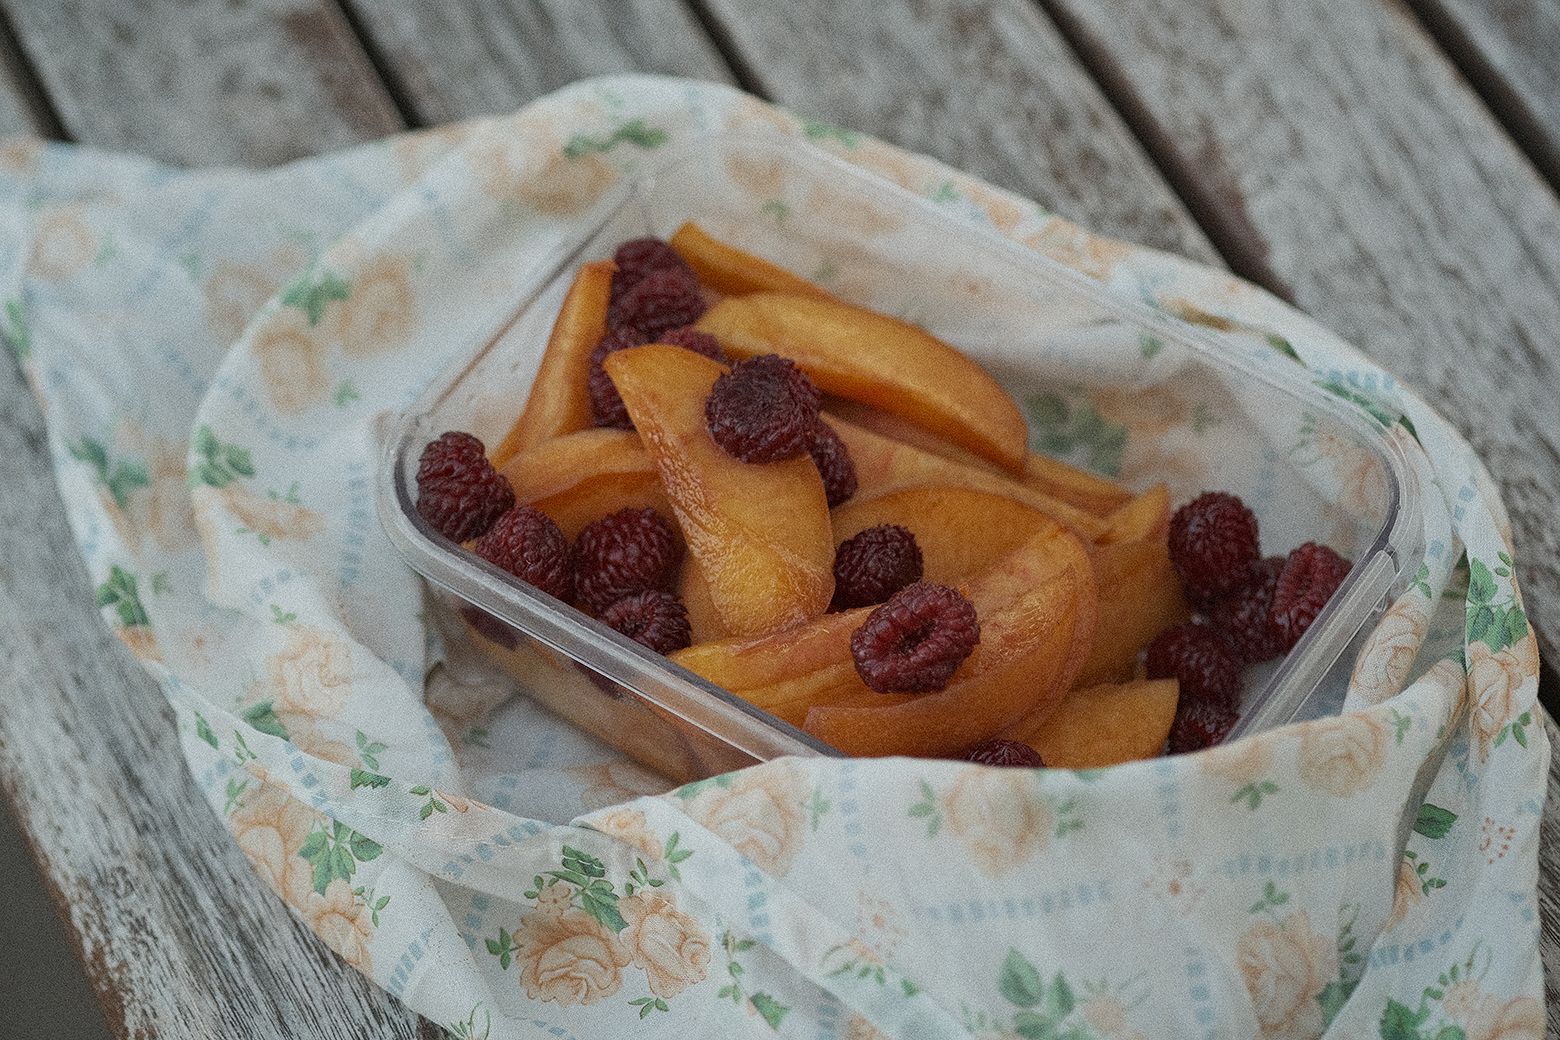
611 237 692 299
1144 622 1242 709
705 354 821 463
472 506 573 602
600 589 692 654
831 524 923 610
851 582 980 693
1167 698 1238 754
607 266 706 339
1209 556 1286 663
1168 491 1261 603
587 327 647 429
1270 542 1351 650
588 326 726 430
963 738 1045 768
415 431 515 542
657 326 726 362
809 420 858 507
573 507 682 614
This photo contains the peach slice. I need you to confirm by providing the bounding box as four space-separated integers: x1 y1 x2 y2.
492 260 614 468
1072 535 1190 688
498 429 669 540
830 416 1109 541
669 222 832 300
1002 679 1179 769
802 519 1097 757
671 607 866 693
605 344 834 636
678 557 730 645
696 292 1028 471
1098 483 1170 546
830 486 1056 584
1022 455 1134 516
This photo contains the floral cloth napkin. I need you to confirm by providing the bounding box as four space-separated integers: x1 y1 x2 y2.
0 76 1546 1040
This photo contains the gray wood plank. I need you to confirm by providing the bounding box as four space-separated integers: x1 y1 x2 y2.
1034 0 1560 690
0 360 435 1038
696 0 1219 263
1 0 405 165
342 0 733 126
1410 0 1560 187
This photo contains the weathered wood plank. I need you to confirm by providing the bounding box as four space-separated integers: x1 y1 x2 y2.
696 0 1219 263
1410 0 1560 188
0 365 436 1038
0 0 405 165
341 0 733 126
1034 0 1560 696
1541 716 1560 1024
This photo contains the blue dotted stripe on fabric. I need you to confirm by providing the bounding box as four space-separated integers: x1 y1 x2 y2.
743 865 772 946
213 373 322 453
915 880 1112 923
1218 840 1388 881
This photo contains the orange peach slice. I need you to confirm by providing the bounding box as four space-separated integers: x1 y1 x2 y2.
1003 679 1179 769
696 292 1028 471
830 416 1109 541
1072 536 1190 688
1098 484 1170 546
802 519 1097 757
830 486 1056 584
1022 455 1134 516
671 607 867 692
670 222 832 299
605 344 834 636
492 260 614 468
678 557 730 645
498 429 668 540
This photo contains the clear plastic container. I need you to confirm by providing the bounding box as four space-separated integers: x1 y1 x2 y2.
378 132 1424 782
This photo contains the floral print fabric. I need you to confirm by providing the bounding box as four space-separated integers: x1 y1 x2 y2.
0 77 1545 1039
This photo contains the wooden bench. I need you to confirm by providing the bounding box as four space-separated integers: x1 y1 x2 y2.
0 0 1554 1034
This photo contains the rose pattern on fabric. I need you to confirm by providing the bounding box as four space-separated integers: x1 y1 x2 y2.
229 781 319 905
617 892 710 999
1383 858 1424 932
513 905 630 1007
590 808 662 863
326 254 416 357
1468 637 1538 761
1236 911 1337 1040
264 626 353 719
942 771 1051 877
684 765 807 876
251 306 328 413
302 878 376 974
1296 713 1388 797
1350 596 1430 705
29 207 95 280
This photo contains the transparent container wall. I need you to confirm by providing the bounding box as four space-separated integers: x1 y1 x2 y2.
387 133 1422 780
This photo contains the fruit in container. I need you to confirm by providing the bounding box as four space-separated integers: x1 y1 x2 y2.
604 343 834 636
669 221 833 299
696 291 1029 471
497 428 669 540
1001 679 1180 769
492 260 614 467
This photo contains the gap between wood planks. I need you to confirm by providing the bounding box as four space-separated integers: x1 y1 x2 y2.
0 2 66 138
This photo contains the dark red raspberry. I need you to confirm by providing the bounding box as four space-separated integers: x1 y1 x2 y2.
588 327 649 429
600 589 692 654
851 582 980 693
607 266 706 339
1168 492 1261 603
1270 542 1351 650
1209 556 1286 663
1144 622 1242 709
809 420 858 507
831 525 923 610
705 354 821 463
573 507 682 614
963 738 1045 767
472 506 573 602
657 326 726 362
415 431 515 542
610 237 692 300
1167 698 1238 754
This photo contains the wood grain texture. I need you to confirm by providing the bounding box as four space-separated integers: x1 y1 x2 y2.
696 0 1219 263
1542 714 1560 1029
1 0 405 165
342 0 733 126
1410 0 1560 187
1037 0 1560 691
0 360 436 1038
